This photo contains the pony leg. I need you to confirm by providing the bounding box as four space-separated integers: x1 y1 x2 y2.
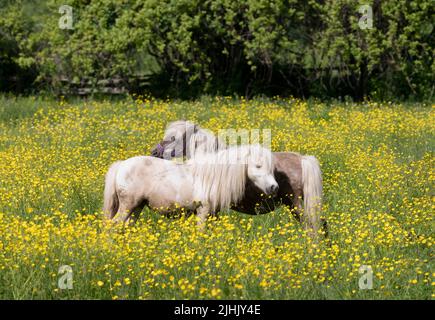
294 189 317 234
291 191 303 223
196 204 211 229
125 203 146 224
113 195 140 223
113 204 131 223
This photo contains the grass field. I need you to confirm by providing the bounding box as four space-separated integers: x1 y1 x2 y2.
0 95 433 299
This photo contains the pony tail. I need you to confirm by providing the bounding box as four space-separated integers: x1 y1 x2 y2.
301 156 323 234
103 161 122 219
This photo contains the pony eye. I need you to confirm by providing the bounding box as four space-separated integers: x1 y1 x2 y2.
256 164 262 169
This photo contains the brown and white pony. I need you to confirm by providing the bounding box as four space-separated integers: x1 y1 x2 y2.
151 120 326 235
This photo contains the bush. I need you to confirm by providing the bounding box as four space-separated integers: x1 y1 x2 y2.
0 0 433 99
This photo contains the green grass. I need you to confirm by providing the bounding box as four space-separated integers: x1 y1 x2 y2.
0 95 433 299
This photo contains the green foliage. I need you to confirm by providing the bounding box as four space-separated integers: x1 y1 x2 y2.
0 0 433 99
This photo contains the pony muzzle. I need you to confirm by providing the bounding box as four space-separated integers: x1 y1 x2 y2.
266 183 279 195
151 143 165 158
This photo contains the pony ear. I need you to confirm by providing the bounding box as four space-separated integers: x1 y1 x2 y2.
193 124 198 133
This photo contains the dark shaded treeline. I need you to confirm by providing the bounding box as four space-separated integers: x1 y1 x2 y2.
0 0 433 100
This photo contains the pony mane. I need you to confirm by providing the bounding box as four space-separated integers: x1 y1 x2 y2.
163 120 224 158
163 120 197 142
187 128 223 158
160 121 195 158
190 144 272 212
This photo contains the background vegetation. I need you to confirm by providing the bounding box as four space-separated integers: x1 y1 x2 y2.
0 0 433 100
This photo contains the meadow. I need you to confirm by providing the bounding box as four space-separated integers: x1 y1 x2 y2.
0 95 433 299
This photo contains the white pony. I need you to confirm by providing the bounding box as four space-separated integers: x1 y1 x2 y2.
103 144 278 224
151 120 325 236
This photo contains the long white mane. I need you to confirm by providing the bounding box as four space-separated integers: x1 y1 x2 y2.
190 144 272 212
